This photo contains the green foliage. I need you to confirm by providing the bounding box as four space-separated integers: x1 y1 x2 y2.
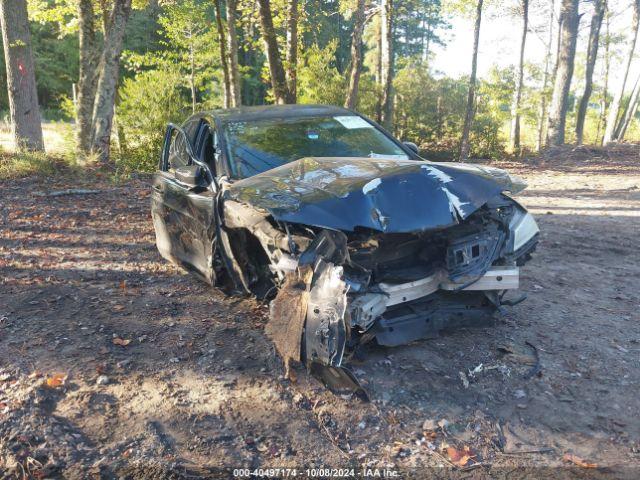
297 41 346 105
27 0 77 37
300 0 352 72
355 75 384 118
394 59 505 159
443 0 482 18
116 69 191 173
124 6 164 56
57 95 76 121
122 0 223 111
395 0 449 58
0 20 79 112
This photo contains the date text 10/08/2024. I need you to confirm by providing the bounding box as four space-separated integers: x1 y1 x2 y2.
233 468 400 478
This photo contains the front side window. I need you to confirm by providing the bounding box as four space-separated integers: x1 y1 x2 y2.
167 129 190 170
223 115 408 178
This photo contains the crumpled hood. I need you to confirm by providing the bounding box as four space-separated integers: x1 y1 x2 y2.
224 157 524 233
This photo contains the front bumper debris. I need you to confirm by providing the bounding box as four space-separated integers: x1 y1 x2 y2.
267 235 523 396
236 190 538 397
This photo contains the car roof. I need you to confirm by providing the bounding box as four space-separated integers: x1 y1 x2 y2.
202 104 355 122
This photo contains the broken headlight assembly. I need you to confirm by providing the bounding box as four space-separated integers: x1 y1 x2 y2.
505 205 540 254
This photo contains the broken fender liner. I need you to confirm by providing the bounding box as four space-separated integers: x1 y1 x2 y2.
304 259 348 366
266 266 313 379
266 233 367 397
303 259 368 398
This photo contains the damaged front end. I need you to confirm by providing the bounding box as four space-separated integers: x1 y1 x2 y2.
218 158 539 395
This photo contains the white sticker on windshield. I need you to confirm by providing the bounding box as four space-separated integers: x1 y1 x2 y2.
334 115 374 129
369 153 409 160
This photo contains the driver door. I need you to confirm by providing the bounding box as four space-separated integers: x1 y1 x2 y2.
151 120 218 284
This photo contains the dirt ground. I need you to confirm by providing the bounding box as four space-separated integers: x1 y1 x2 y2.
1 145 639 479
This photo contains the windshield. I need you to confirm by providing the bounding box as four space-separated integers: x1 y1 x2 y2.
222 115 409 178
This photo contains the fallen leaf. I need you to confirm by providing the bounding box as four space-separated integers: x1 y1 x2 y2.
563 453 598 469
45 373 67 388
423 430 437 440
112 337 131 346
387 411 399 425
268 445 280 456
446 446 474 467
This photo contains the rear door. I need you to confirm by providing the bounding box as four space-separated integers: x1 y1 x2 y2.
151 119 218 283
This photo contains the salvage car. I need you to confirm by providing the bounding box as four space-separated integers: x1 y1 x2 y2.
151 105 539 394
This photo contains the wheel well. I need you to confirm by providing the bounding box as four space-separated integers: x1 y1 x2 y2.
225 227 276 298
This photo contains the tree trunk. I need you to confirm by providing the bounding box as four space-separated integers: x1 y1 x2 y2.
509 0 528 153
0 0 44 152
344 0 366 109
190 42 196 113
459 0 483 161
575 0 604 145
98 0 110 35
380 0 394 130
375 16 382 122
226 0 242 107
597 6 610 144
550 11 563 92
617 72 640 139
546 0 578 146
603 0 640 144
77 0 100 154
89 0 131 164
436 95 443 137
536 0 555 151
257 0 292 104
545 0 564 142
285 0 298 102
214 0 231 108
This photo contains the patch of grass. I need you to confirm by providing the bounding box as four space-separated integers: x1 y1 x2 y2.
0 122 81 180
0 151 76 180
